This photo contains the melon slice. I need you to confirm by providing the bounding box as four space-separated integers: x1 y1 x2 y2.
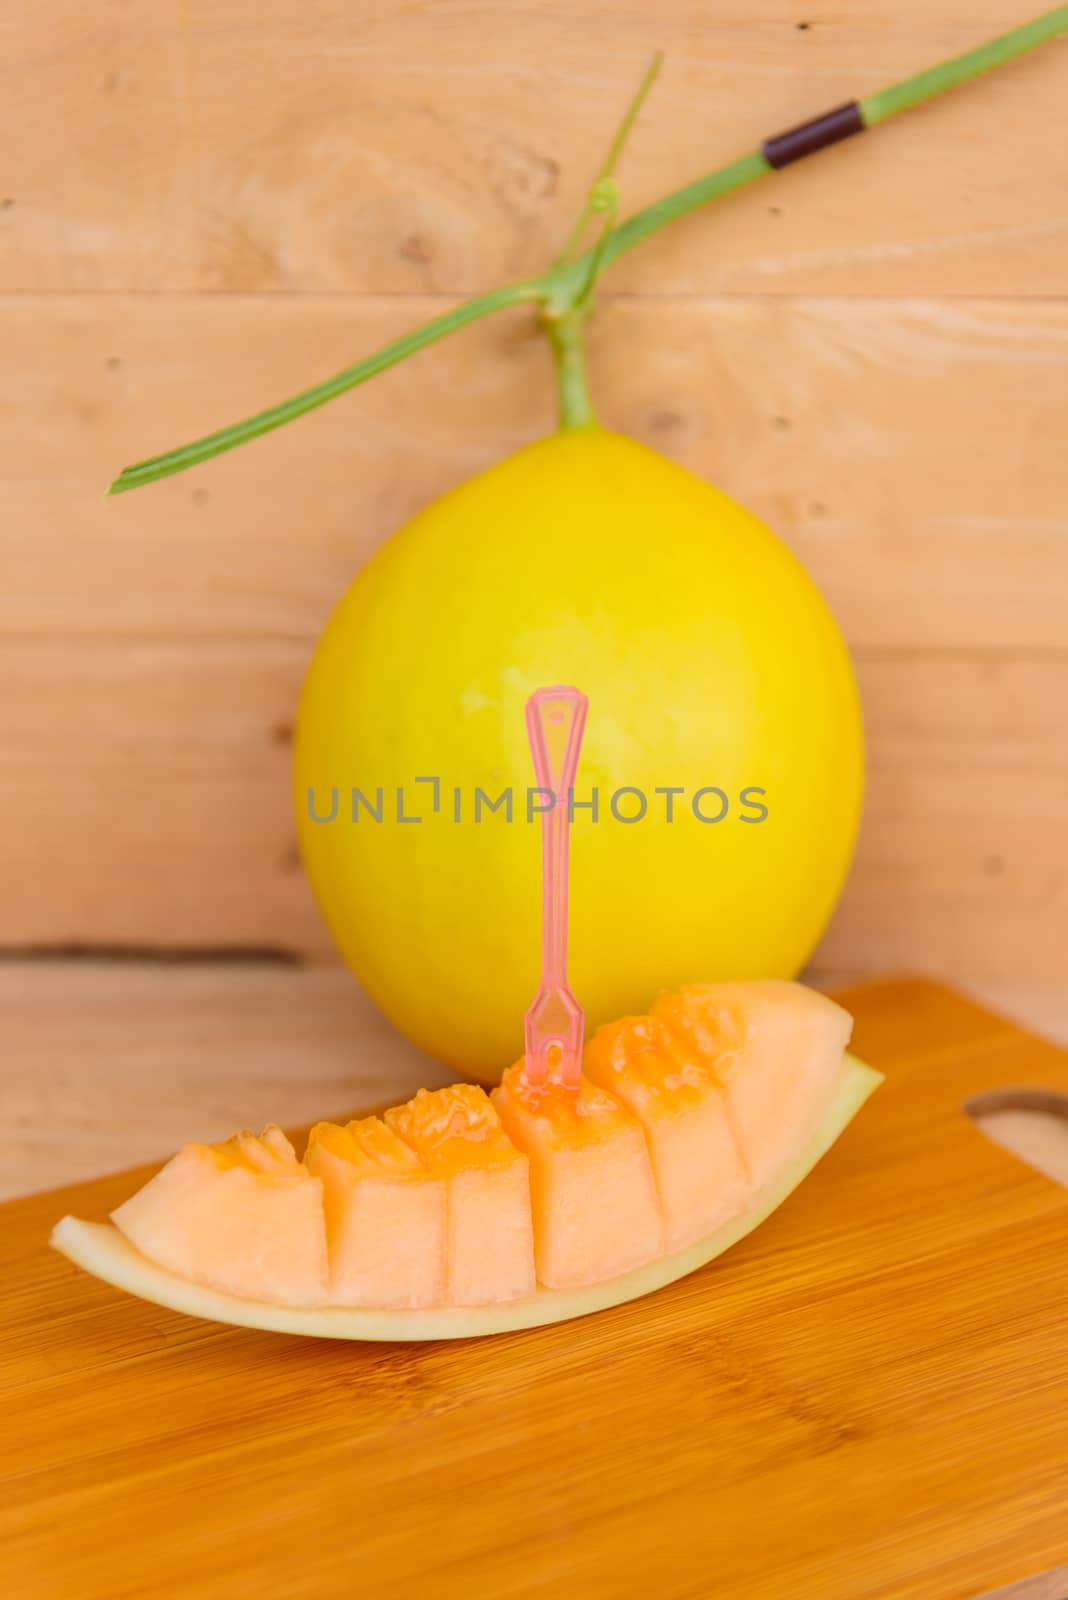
54 982 880 1339
305 1117 446 1308
110 1124 329 1307
653 981 853 1186
53 1054 880 1341
583 1013 751 1251
384 1085 535 1305
492 1061 663 1287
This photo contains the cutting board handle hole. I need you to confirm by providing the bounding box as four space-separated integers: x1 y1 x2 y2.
964 1088 1068 1189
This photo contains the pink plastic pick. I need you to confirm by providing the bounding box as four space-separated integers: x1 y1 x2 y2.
523 685 588 1091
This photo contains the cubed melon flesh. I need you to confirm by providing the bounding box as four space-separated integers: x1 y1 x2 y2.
53 1054 881 1341
306 1117 446 1308
111 1125 329 1307
68 981 870 1332
384 1085 535 1306
492 1062 663 1287
583 1013 752 1251
652 981 854 1186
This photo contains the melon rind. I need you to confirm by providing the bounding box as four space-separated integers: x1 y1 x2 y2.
51 1055 880 1342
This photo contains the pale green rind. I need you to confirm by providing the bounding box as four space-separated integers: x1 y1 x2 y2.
51 1055 881 1342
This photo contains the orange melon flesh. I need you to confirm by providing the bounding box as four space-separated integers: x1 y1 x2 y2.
305 1117 446 1308
492 1062 663 1288
583 1014 752 1251
653 981 854 1187
53 1054 881 1341
56 983 878 1335
110 1125 330 1307
384 1085 535 1305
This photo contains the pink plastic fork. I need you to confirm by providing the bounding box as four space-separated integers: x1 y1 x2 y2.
523 685 589 1091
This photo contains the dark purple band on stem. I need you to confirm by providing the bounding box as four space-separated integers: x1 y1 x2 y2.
762 101 865 169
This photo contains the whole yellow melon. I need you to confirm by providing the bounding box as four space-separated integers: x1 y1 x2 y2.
294 428 863 1079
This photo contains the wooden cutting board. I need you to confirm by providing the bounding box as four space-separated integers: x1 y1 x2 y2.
2 977 1066 1600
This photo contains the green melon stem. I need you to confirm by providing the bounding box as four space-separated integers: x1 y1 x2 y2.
545 67 640 433
545 310 597 430
107 7 1068 495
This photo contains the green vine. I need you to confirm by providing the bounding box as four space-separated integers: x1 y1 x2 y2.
537 53 659 432
108 6 1068 495
544 311 597 431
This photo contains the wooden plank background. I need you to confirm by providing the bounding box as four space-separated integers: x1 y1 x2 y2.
3 2 1067 1032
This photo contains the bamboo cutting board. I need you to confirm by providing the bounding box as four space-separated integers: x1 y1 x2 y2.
2 978 1066 1600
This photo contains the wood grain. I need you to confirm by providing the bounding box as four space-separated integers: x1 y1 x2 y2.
2 979 1066 1600
4 1 1068 296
